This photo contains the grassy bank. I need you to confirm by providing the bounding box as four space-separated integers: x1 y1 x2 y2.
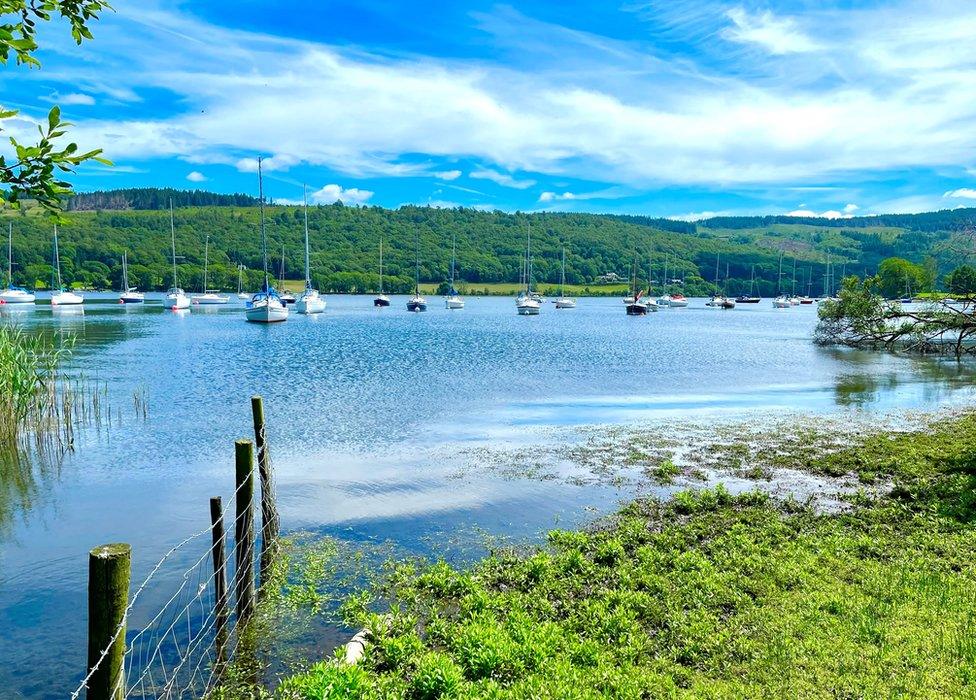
270 411 976 698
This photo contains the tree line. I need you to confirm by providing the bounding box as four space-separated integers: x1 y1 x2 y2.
1 195 971 296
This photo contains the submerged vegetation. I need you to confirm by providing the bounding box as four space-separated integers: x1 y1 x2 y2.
266 411 976 698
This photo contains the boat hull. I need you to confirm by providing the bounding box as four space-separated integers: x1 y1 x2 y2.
407 301 427 312
374 296 391 307
164 293 190 310
119 293 145 304
554 298 576 309
626 303 648 315
51 291 84 306
246 301 288 323
735 297 761 304
445 296 465 309
0 290 36 304
668 299 689 307
192 294 229 305
295 293 326 314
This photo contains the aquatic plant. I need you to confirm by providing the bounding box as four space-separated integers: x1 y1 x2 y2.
273 411 976 698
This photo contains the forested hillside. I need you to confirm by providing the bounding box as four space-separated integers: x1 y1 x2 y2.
1 192 972 295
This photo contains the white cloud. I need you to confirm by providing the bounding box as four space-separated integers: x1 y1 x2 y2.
470 169 536 189
236 154 300 173
433 170 461 181
538 188 626 203
27 2 976 198
42 92 96 106
723 7 821 55
786 207 853 220
944 188 976 199
309 184 373 205
186 171 207 182
843 203 859 213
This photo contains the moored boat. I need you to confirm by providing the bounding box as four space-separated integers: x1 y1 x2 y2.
246 157 288 324
1 223 35 305
294 186 327 315
50 225 84 306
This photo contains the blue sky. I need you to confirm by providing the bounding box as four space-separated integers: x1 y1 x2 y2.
4 0 976 218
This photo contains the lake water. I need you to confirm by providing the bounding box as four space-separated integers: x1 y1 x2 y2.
1 293 974 698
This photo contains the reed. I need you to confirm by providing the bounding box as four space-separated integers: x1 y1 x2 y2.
0 327 74 448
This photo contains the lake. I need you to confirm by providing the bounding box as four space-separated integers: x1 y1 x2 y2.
1 293 974 698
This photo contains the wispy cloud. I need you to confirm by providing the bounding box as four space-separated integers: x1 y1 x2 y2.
944 188 976 200
723 7 821 55
433 170 462 181
469 168 536 189
42 91 96 106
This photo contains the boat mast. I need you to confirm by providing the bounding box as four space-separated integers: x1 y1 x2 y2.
777 251 784 295
122 251 128 292
791 257 797 297
713 253 720 295
378 238 384 294
450 231 456 292
169 200 178 290
749 264 756 297
6 223 11 288
560 247 566 297
259 157 268 290
414 229 421 295
303 184 311 290
526 219 532 293
52 225 60 290
203 235 210 293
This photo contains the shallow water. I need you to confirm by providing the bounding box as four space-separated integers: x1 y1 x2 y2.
1 293 973 697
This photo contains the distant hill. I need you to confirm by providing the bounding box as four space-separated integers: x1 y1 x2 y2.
1 188 971 295
66 188 259 211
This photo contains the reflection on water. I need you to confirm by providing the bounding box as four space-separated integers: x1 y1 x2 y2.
0 293 973 698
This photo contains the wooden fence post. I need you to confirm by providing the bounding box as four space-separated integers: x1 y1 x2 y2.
251 395 279 587
234 440 255 624
209 497 229 673
87 543 131 700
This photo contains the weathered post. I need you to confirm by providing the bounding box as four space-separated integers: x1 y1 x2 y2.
209 497 229 673
250 395 279 587
87 543 131 700
234 440 255 624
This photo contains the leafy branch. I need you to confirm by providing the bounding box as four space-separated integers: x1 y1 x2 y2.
0 0 113 212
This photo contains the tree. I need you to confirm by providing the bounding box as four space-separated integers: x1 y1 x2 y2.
1 0 112 212
877 257 928 298
946 265 976 296
816 276 976 357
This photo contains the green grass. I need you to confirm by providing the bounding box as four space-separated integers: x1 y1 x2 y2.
273 412 976 699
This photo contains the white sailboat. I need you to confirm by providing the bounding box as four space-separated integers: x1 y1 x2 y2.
295 185 326 315
772 251 791 308
516 220 541 315
163 202 190 310
50 225 83 306
0 223 35 305
192 235 229 305
656 254 672 308
119 251 144 303
236 264 249 300
444 232 464 309
554 247 576 309
407 231 427 312
374 238 390 307
276 243 296 304
246 157 289 323
705 254 734 308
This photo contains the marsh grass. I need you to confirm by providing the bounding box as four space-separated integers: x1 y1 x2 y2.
273 411 976 699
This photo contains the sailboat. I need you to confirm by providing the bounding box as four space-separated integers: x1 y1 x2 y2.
407 230 427 312
626 256 648 315
706 254 734 308
163 202 190 310
642 253 660 311
236 264 249 300
444 232 464 309
192 235 229 305
656 255 672 308
772 251 791 308
554 247 576 309
245 158 289 323
788 258 801 305
49 225 83 306
276 243 296 304
295 185 326 314
799 268 814 304
736 264 761 304
118 251 144 303
374 238 390 307
515 220 541 315
0 223 35 305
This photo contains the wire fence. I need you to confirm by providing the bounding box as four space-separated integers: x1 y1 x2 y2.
72 401 277 700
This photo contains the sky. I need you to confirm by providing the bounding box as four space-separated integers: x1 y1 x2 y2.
3 0 976 219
